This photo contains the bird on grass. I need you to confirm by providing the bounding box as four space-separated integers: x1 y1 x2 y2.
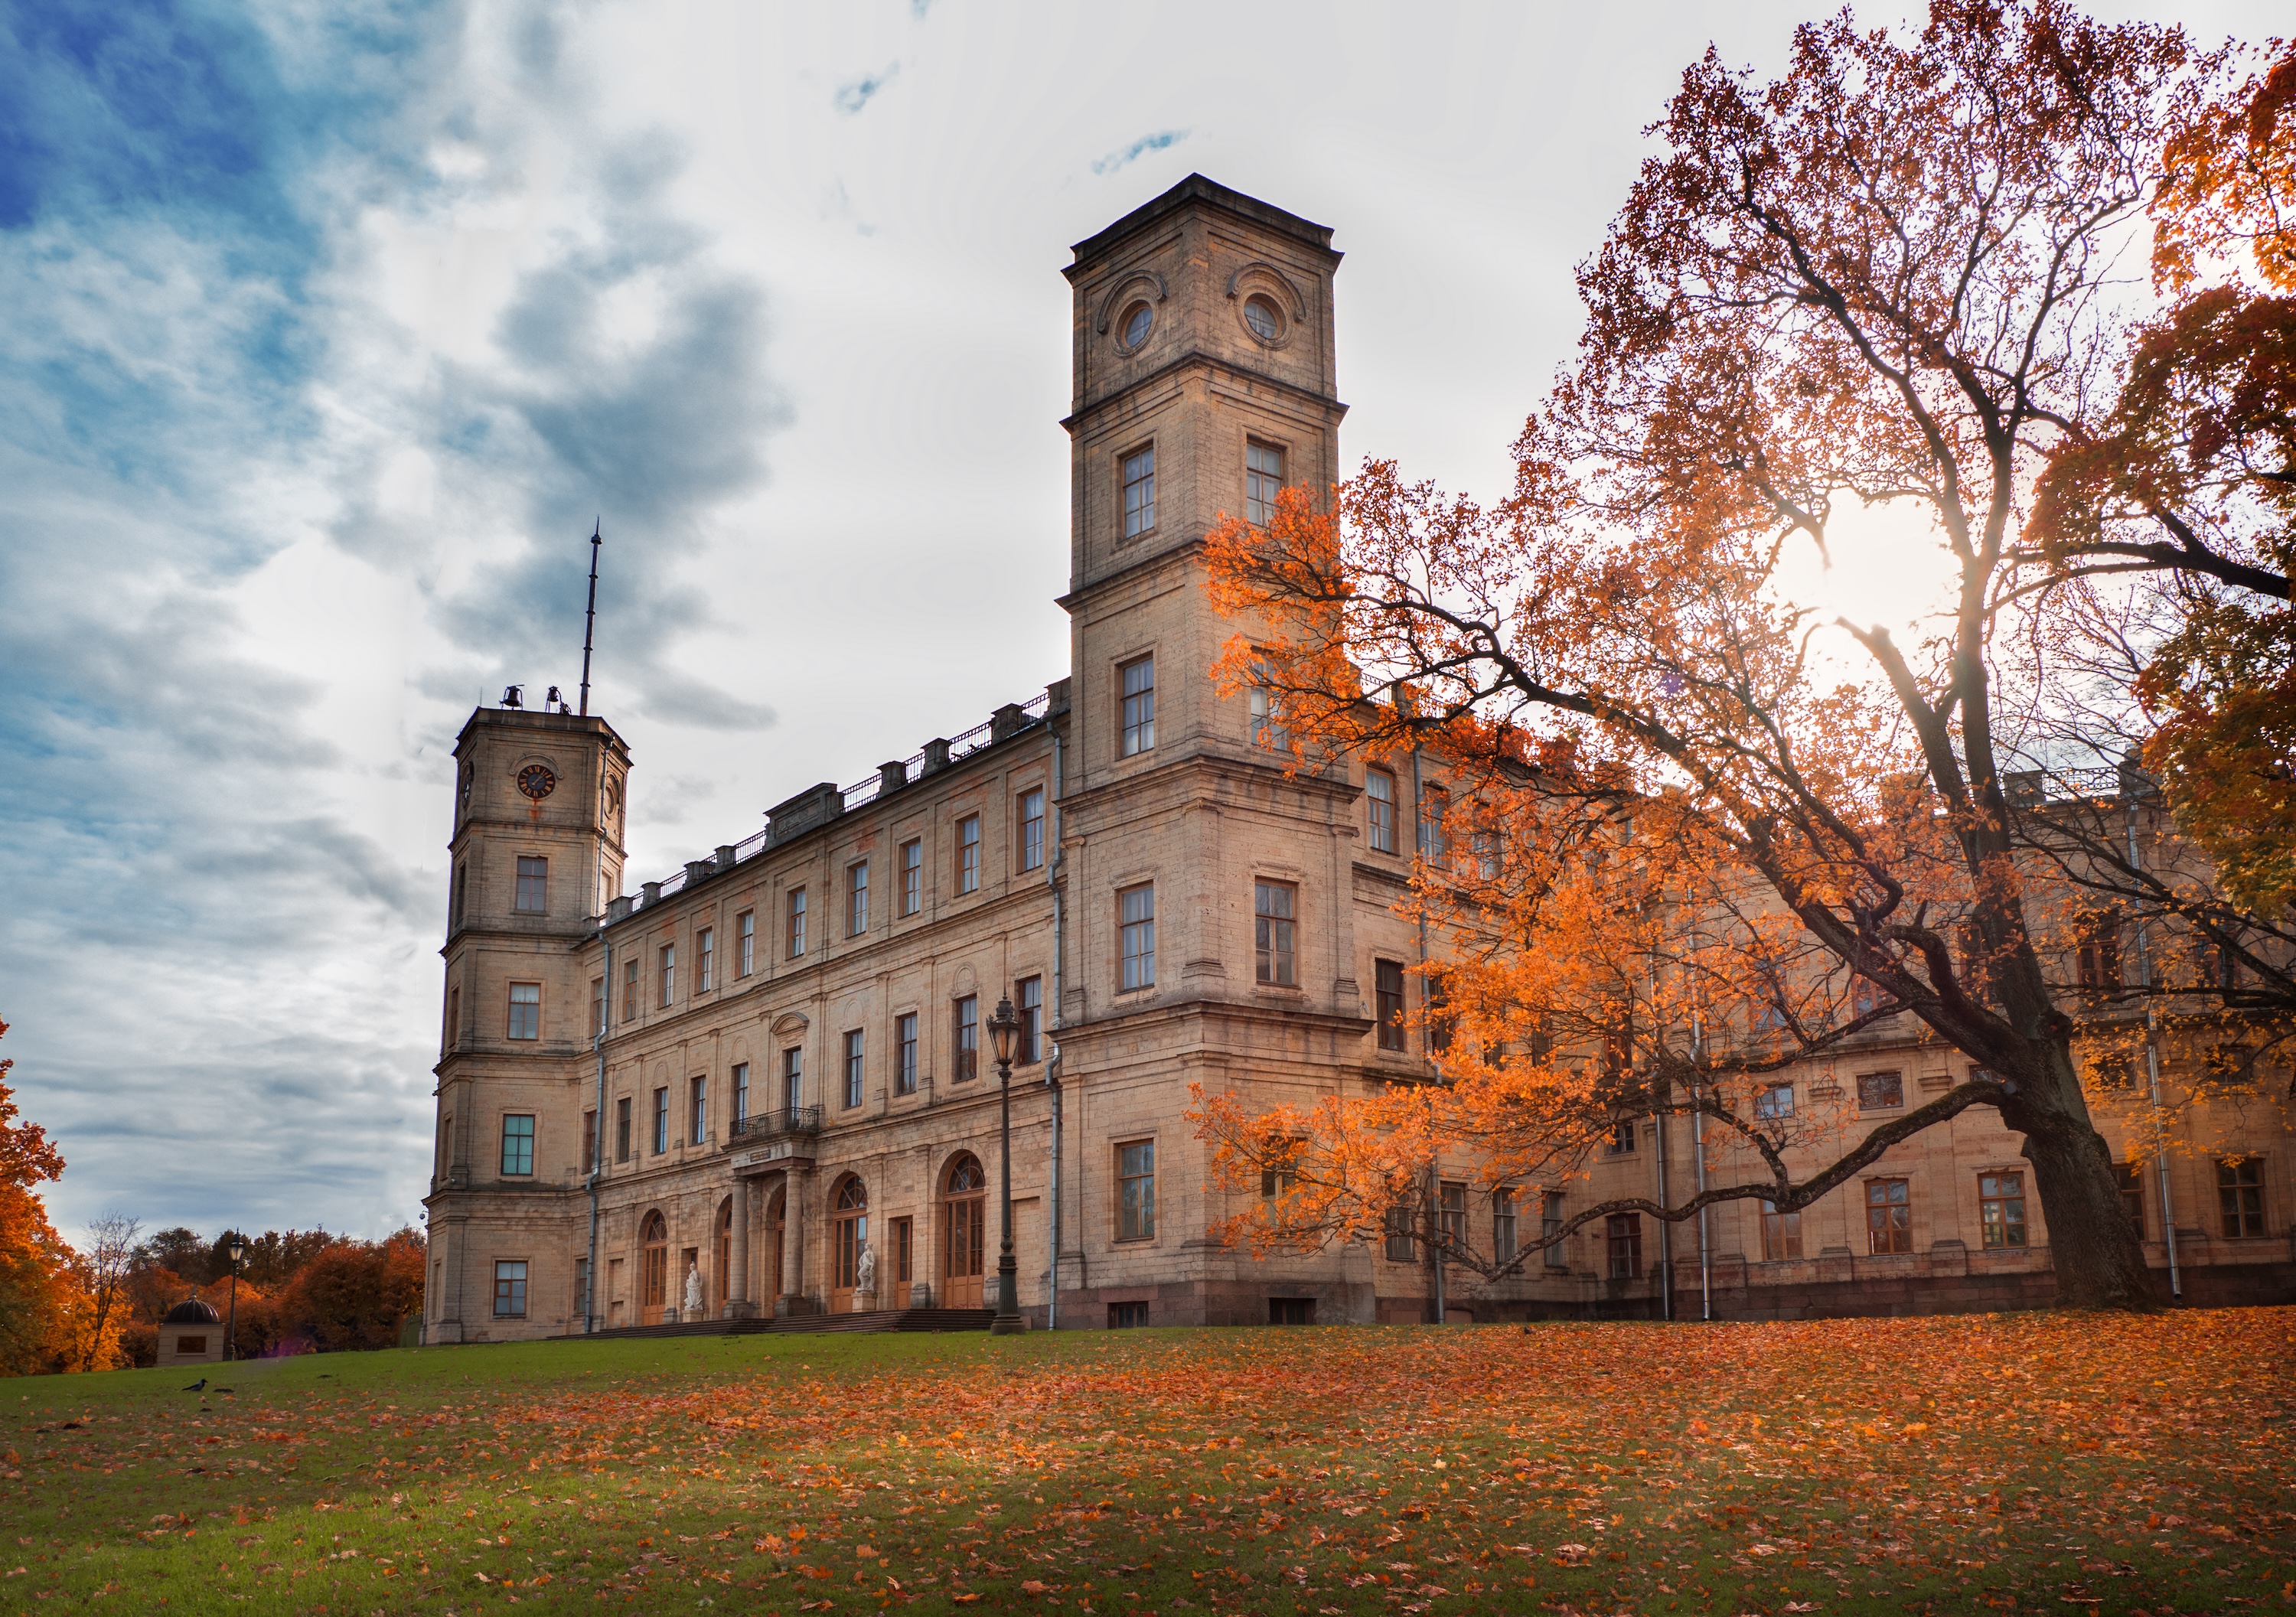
181 1378 206 1392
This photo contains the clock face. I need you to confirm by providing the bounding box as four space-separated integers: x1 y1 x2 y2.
517 764 558 802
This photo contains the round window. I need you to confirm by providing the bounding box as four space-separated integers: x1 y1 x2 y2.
1244 295 1283 341
1122 302 1153 349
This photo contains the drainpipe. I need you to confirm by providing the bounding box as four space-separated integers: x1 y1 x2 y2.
1691 1007 1711 1322
1048 725 1065 1332
2126 797 2180 1299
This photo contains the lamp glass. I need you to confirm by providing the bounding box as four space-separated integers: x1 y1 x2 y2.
229 1239 246 1262
987 996 1022 1066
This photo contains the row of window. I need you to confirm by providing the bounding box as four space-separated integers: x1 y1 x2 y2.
1115 436 1290 548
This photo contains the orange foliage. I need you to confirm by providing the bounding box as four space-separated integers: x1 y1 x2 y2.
0 1017 107 1375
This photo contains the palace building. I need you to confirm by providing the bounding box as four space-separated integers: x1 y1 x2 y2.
423 177 2292 1342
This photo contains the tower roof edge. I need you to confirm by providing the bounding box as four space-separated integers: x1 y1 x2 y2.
1067 174 1337 272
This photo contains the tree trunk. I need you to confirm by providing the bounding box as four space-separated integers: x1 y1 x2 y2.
2002 1044 2156 1310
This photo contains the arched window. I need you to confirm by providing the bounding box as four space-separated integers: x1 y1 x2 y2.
640 1210 668 1325
941 1154 987 1309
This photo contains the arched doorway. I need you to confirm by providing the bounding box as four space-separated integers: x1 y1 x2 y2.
640 1210 668 1326
830 1175 869 1313
765 1185 786 1309
941 1153 987 1309
713 1196 732 1319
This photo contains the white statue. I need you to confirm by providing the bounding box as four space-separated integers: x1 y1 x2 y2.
856 1240 876 1293
684 1261 703 1315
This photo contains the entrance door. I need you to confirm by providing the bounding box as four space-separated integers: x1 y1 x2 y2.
942 1154 987 1309
830 1175 869 1312
640 1211 667 1325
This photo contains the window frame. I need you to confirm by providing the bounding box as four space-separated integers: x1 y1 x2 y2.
2217 1156 2266 1238
507 981 541 1042
736 910 755 977
1492 1187 1518 1263
957 816 981 895
1118 884 1156 991
1856 1070 1906 1110
1606 1213 1643 1280
900 839 923 915
847 859 869 936
1118 655 1156 758
1244 438 1285 526
696 927 714 993
514 855 548 914
954 996 979 1082
1115 1139 1157 1241
621 957 639 1022
2116 1161 2146 1240
493 1260 529 1319
1254 879 1297 986
615 1096 632 1163
1366 768 1398 854
781 1048 803 1115
1019 788 1045 872
787 887 807 957
732 1061 750 1128
1754 1082 1796 1121
652 1086 670 1156
843 1028 866 1110
1383 1204 1415 1263
1437 1180 1468 1257
1978 1171 2027 1249
1865 1178 1913 1254
1760 1199 1803 1261
500 1113 536 1177
1016 976 1042 1064
1541 1192 1568 1270
896 1012 918 1095
657 942 676 1008
1374 958 1407 1051
1121 443 1156 540
689 1073 708 1145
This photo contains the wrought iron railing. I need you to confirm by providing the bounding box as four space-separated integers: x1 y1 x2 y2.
728 1106 821 1141
620 690 1053 914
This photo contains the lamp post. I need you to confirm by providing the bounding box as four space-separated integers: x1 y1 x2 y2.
224 1236 246 1361
986 996 1025 1335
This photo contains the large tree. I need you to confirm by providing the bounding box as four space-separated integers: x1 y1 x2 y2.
1201 1 2232 1309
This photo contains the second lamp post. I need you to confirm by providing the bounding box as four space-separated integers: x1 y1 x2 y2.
986 995 1025 1335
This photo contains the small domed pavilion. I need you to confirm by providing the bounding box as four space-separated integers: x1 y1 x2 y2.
156 1298 225 1367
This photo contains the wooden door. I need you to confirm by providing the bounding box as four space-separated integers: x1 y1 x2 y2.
640 1211 667 1326
942 1155 987 1309
830 1175 868 1313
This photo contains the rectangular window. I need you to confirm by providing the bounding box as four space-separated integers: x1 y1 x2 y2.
1017 976 1042 1064
732 1061 750 1127
788 887 807 957
1375 958 1406 1051
1244 439 1284 526
514 855 547 914
2218 1158 2265 1237
493 1260 528 1319
781 1048 803 1115
737 910 755 977
1254 880 1296 986
847 860 869 935
1760 1200 1803 1260
622 957 639 1022
1606 1213 1643 1280
1109 1300 1150 1329
690 1074 708 1144
1122 444 1156 538
2117 1162 2145 1240
892 1217 913 1284
1383 1204 1415 1263
1857 1071 1905 1110
697 927 714 993
1473 826 1502 881
1119 885 1156 990
615 1096 631 1163
581 1108 597 1174
1366 768 1397 853
843 1029 865 1110
500 1114 535 1176
575 1257 590 1322
1418 784 1449 862
900 839 922 915
1119 655 1156 757
953 996 979 1082
454 862 468 930
896 1012 918 1095
957 816 980 894
1979 1172 2027 1248
2078 915 2122 989
1426 970 1454 1056
1492 1188 1518 1263
652 1087 669 1156
1247 682 1287 751
590 977 605 1041
507 982 541 1042
657 943 676 1007
1117 1140 1156 1240
1866 1179 1913 1254
1608 1117 1639 1155
1541 1192 1567 1269
1019 788 1045 872
1438 1180 1468 1255
1755 1083 1795 1120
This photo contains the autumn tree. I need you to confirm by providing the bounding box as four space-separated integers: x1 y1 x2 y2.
0 1019 89 1374
1202 2 2232 1310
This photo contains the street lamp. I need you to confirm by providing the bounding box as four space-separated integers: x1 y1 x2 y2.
986 995 1025 1335
225 1236 246 1361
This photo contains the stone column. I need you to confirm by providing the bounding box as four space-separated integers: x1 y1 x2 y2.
727 1178 752 1319
778 1170 808 1315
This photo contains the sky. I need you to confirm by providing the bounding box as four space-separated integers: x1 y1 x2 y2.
1 0 2279 1244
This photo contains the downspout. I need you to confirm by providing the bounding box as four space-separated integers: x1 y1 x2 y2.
1691 1007 1711 1322
2127 795 2180 1299
1048 725 1065 1332
1412 744 1444 1325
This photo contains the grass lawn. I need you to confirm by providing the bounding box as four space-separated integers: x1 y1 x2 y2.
0 1309 2289 1615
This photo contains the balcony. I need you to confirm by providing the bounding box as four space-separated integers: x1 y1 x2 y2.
728 1107 821 1143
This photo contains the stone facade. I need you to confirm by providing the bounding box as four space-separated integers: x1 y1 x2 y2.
422 176 2293 1342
